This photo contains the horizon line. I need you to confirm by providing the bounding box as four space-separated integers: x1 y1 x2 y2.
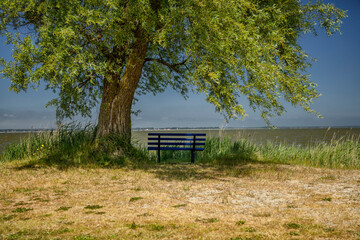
1 125 360 132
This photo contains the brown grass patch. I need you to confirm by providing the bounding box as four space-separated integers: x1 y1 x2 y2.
0 161 359 239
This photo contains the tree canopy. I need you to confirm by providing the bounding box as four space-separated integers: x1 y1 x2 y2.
0 0 346 133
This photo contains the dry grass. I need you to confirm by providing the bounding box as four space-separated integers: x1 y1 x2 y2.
0 161 359 240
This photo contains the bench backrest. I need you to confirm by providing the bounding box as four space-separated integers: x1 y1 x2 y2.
147 133 206 151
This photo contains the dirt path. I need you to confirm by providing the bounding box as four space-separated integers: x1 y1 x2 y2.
0 163 359 239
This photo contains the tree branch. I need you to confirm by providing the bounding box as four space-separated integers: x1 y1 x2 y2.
78 78 90 89
144 57 187 73
77 73 100 88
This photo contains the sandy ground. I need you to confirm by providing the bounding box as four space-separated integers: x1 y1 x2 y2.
0 163 359 239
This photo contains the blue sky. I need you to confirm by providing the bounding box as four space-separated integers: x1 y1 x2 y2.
0 0 359 129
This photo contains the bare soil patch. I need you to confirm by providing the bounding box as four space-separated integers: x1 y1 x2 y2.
0 162 359 239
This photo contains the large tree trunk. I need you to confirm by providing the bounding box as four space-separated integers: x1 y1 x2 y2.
97 33 148 138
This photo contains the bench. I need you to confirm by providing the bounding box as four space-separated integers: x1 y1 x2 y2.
147 133 206 163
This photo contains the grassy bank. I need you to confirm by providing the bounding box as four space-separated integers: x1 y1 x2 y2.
1 124 359 169
1 124 152 168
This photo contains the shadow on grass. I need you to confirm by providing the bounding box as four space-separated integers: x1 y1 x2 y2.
3 154 286 182
3 158 78 171
131 155 287 181
144 164 219 181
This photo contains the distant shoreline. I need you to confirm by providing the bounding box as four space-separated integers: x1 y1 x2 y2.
1 126 360 133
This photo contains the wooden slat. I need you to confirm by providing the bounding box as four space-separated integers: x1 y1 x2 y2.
148 137 206 141
148 133 206 136
148 142 205 146
148 147 205 151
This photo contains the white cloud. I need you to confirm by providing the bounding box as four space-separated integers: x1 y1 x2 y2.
3 113 15 118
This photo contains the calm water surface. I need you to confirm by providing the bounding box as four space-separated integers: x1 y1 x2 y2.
133 128 359 147
0 132 35 154
1 128 359 154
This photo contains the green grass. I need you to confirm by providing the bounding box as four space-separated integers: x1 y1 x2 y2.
1 214 17 221
158 137 258 165
158 134 359 169
260 136 360 169
147 223 165 231
73 234 95 240
202 218 219 223
84 205 103 210
2 123 359 169
12 207 33 213
1 123 153 167
284 223 301 229
243 227 256 232
321 197 332 202
172 204 186 208
2 123 96 163
236 220 246 225
127 221 141 230
56 206 72 211
129 197 143 202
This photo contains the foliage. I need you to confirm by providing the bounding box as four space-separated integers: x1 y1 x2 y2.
0 0 347 125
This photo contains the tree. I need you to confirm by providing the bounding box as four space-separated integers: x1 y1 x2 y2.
0 0 346 138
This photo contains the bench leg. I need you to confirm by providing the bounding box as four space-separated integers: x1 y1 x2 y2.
191 150 195 164
157 149 161 163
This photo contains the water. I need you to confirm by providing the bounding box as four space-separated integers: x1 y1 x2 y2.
132 128 360 147
0 132 34 154
1 128 359 154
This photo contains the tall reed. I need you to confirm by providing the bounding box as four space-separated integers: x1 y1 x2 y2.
259 135 360 169
158 135 359 169
158 137 258 165
2 123 155 167
2 123 96 163
2 125 359 169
